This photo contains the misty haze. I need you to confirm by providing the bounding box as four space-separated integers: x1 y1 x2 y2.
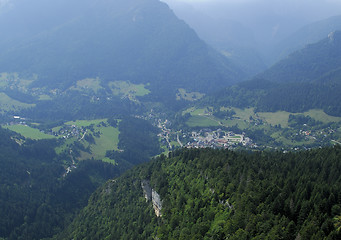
0 0 341 239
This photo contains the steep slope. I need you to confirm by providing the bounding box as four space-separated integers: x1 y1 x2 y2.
257 31 341 83
0 126 123 240
273 14 341 62
256 31 341 115
161 3 267 77
206 31 341 116
58 147 341 239
0 0 245 99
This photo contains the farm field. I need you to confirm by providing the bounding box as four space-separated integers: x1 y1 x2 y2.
258 109 341 127
257 111 292 127
4 118 121 163
65 119 108 127
186 115 220 127
3 124 55 140
90 126 119 160
176 88 205 101
70 78 104 93
62 119 120 162
303 109 341 123
109 80 150 100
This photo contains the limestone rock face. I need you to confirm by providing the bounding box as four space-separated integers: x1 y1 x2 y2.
141 180 162 217
152 189 162 217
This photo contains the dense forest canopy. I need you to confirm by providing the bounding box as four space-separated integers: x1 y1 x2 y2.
59 146 341 239
0 126 125 240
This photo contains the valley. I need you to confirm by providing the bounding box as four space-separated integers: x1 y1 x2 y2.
1 71 341 161
154 106 341 152
0 0 341 239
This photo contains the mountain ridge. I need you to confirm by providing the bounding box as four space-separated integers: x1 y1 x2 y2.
273 14 341 62
0 0 245 99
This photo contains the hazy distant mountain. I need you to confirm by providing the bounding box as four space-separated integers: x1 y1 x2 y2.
273 15 341 62
257 31 341 115
211 31 341 116
161 3 267 77
0 0 245 99
257 31 341 83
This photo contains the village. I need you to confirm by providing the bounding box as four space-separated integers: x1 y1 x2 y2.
7 115 88 140
50 125 87 140
157 119 255 150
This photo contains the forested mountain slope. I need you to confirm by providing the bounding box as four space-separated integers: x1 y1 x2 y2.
209 31 341 116
257 31 341 83
58 147 341 239
0 0 244 99
0 127 123 240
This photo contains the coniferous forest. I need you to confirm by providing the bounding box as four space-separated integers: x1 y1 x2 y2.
1 0 341 239
58 146 341 240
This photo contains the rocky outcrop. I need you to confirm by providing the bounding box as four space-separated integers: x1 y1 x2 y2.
152 189 162 217
141 180 162 217
141 180 152 202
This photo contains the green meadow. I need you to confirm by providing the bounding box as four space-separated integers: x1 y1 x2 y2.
90 126 119 159
109 80 150 99
186 115 220 127
70 78 104 93
0 93 35 112
63 119 120 162
176 88 205 101
65 119 107 127
3 125 55 140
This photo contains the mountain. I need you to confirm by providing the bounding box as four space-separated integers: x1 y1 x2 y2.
256 31 341 115
0 0 245 99
206 31 341 116
56 147 341 239
256 31 341 83
273 14 341 62
160 3 267 77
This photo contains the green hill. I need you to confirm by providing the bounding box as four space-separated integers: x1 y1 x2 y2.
57 147 341 239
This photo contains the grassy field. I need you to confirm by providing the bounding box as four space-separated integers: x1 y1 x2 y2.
184 107 251 129
176 88 205 101
54 119 120 163
184 106 341 130
183 107 213 116
70 78 104 93
186 115 221 127
0 93 35 112
65 119 119 161
258 109 341 127
3 125 55 140
222 119 249 129
65 119 107 127
90 126 119 159
0 72 35 90
231 107 255 121
303 109 341 123
258 111 292 127
109 80 150 99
